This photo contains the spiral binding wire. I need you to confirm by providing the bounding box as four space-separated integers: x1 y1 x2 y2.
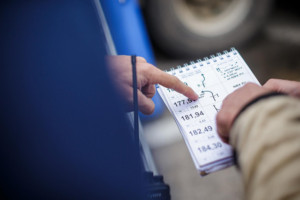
167 47 237 75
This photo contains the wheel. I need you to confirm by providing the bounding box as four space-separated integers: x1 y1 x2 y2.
143 0 273 57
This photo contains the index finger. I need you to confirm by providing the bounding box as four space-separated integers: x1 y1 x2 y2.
149 67 198 100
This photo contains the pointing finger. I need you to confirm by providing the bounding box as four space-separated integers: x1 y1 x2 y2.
145 66 198 100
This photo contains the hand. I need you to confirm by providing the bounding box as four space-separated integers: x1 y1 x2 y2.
263 78 300 98
216 83 271 143
106 55 198 115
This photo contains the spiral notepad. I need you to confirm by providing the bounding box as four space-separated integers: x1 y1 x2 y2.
157 48 260 176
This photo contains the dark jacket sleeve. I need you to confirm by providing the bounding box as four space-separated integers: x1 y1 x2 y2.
0 1 142 199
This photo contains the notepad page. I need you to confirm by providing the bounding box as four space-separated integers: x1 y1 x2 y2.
157 49 260 175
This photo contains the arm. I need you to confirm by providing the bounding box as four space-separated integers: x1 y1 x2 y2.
217 81 300 200
106 55 198 114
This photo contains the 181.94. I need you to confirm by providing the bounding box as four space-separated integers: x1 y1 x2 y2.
181 111 204 121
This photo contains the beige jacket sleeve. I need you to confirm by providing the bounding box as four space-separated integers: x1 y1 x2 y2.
230 96 300 200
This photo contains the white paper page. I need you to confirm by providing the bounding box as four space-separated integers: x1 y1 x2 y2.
157 49 259 175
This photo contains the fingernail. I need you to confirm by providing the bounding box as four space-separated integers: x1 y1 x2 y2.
192 91 199 100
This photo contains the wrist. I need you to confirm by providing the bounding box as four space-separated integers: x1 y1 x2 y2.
233 92 287 125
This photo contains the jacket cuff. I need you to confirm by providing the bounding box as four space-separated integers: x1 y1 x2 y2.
234 92 286 125
231 92 286 169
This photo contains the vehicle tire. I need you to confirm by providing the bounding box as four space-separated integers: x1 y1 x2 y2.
143 0 273 58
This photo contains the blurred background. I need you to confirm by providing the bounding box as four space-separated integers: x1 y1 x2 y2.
138 0 300 199
3 1 299 199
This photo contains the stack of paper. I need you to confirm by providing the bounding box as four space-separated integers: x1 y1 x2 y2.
157 48 259 175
